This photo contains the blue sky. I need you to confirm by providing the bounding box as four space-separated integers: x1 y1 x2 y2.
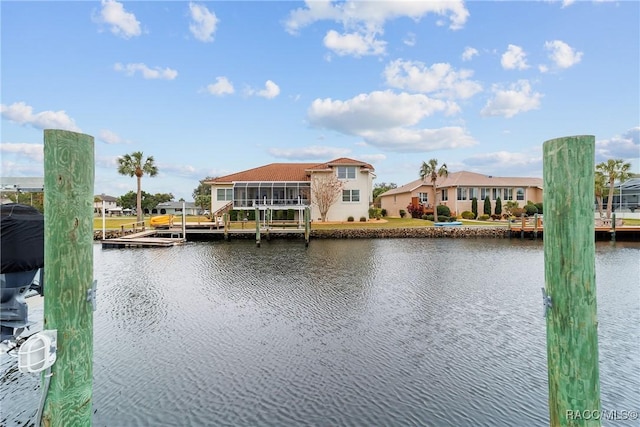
2 0 639 201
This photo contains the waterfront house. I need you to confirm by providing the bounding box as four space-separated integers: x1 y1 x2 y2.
94 194 120 216
380 171 543 217
206 158 375 222
154 201 199 216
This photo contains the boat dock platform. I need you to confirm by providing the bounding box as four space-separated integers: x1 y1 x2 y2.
101 218 311 248
508 216 640 241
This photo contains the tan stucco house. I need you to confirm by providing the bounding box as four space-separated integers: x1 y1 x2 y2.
206 158 375 222
380 171 543 217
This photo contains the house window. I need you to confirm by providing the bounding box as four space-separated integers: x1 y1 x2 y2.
468 187 478 199
503 188 513 201
457 188 468 201
480 188 490 200
337 166 356 180
492 188 501 200
342 189 360 202
516 188 525 201
441 189 448 201
217 188 233 201
418 192 429 204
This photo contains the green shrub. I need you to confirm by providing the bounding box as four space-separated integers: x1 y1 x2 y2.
478 214 490 221
524 203 539 216
381 209 387 217
450 216 460 222
461 210 475 220
425 214 434 221
437 205 451 217
511 208 526 217
535 202 543 215
359 216 367 222
347 216 354 222
247 210 255 221
287 209 295 220
471 197 478 219
229 210 238 221
438 216 450 222
484 196 491 215
399 209 406 218
495 197 502 215
368 207 382 219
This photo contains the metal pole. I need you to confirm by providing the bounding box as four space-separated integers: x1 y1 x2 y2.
543 135 601 426
43 129 95 427
182 201 186 241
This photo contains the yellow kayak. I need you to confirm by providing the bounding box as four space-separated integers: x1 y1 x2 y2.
150 215 174 227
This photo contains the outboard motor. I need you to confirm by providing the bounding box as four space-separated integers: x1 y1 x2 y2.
1 203 44 342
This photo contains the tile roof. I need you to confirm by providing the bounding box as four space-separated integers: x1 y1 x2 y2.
379 179 429 196
207 158 375 183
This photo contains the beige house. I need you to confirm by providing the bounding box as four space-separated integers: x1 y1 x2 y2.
206 158 375 222
380 171 543 217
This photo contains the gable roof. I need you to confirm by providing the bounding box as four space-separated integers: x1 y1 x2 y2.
208 158 375 184
438 171 543 188
380 171 543 197
379 179 429 197
95 194 118 202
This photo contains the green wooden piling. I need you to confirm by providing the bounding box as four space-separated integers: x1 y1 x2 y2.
543 135 600 427
534 213 539 239
43 129 95 427
255 206 260 247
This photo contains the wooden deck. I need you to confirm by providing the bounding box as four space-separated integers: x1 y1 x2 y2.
509 220 640 240
101 230 185 248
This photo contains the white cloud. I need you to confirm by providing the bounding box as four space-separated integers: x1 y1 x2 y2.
0 142 44 162
501 44 529 70
284 1 468 58
480 80 542 118
307 90 476 152
403 32 416 47
544 40 583 69
323 30 386 57
114 63 178 80
285 0 469 34
256 80 281 99
1 102 81 132
189 3 219 43
595 127 640 162
308 90 456 134
463 150 542 168
361 126 477 152
383 59 482 100
461 47 478 61
98 129 131 144
206 77 235 96
359 153 387 163
95 0 141 39
268 145 351 160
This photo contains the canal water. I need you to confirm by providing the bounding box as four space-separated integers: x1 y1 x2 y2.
2 239 638 426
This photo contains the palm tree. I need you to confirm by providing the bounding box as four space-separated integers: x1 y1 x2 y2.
594 171 606 219
419 159 448 222
596 159 631 219
117 152 158 222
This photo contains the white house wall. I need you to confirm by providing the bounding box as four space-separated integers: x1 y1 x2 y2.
310 169 372 222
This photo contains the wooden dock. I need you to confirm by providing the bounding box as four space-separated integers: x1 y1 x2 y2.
101 230 185 248
508 217 640 241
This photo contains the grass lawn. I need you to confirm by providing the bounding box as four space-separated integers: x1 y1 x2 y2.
94 215 640 231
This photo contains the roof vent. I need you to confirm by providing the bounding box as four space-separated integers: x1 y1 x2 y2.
488 175 493 178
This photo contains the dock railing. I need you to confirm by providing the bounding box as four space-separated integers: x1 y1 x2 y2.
119 220 146 237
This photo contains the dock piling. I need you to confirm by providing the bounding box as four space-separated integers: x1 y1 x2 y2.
43 129 95 426
543 135 601 426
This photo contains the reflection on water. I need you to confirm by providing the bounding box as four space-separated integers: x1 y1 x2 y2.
2 239 638 426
